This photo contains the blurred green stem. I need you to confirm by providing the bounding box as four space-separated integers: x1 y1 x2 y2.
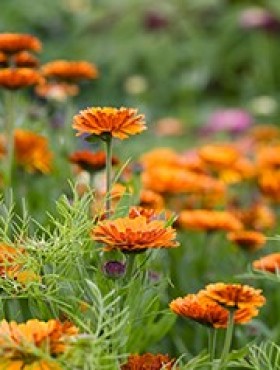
104 135 113 217
63 97 74 154
219 310 235 368
125 254 136 281
209 328 217 363
4 90 16 187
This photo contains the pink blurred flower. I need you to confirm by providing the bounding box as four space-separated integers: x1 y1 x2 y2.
203 108 253 135
239 7 280 32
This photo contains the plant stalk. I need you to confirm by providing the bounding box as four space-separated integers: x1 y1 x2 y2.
104 135 113 217
219 309 235 368
4 90 15 187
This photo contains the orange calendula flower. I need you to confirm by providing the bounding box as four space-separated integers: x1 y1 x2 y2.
41 60 98 81
0 319 78 369
178 210 243 232
249 124 280 143
170 291 260 328
69 150 119 172
0 33 42 54
73 106 146 140
142 167 225 195
219 158 256 184
14 129 53 174
227 230 266 252
202 283 266 310
198 144 240 169
0 68 42 90
258 169 280 202
35 81 79 101
128 206 167 222
139 189 165 210
92 215 178 253
14 51 40 68
253 253 280 273
121 353 175 370
256 145 280 171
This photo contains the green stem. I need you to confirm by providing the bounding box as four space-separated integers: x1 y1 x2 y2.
62 97 74 154
4 90 15 187
105 136 113 217
219 309 235 368
125 254 136 281
208 328 217 363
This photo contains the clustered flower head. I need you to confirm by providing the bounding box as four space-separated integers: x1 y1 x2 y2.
121 353 175 370
0 68 43 89
73 106 146 140
0 319 78 369
170 283 265 329
0 33 42 54
92 215 178 253
42 60 98 81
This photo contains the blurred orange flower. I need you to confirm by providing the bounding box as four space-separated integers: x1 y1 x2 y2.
14 51 40 68
0 243 24 279
35 81 79 101
92 215 178 253
253 253 280 273
73 107 146 140
69 150 119 172
198 144 239 169
202 283 266 310
42 60 98 81
227 230 266 252
249 124 280 143
0 68 42 90
142 167 225 195
139 189 165 210
256 145 280 170
0 319 78 368
0 33 42 54
219 158 256 184
178 210 242 232
128 206 167 222
258 170 280 202
121 353 175 370
14 129 53 174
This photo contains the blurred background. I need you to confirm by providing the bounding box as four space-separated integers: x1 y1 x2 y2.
1 0 280 133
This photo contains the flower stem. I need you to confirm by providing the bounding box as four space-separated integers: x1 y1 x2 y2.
208 328 217 362
219 309 235 368
125 254 136 281
4 90 15 187
104 135 113 217
62 97 74 154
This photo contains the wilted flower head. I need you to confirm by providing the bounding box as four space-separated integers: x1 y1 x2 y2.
92 215 178 253
73 106 146 140
227 230 266 252
69 150 119 172
14 129 53 174
0 319 78 369
203 109 253 135
0 68 42 90
42 60 98 81
253 253 280 273
0 33 42 54
202 283 266 310
121 353 174 370
178 210 243 232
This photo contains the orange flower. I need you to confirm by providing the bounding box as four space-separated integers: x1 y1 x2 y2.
198 144 240 169
14 51 40 68
218 158 256 184
14 129 53 174
142 167 225 195
0 319 78 368
92 215 178 253
69 150 119 172
128 206 167 222
249 124 280 143
227 230 266 251
0 359 61 370
0 68 42 90
0 33 42 54
139 189 165 210
35 81 79 101
178 210 243 232
252 253 280 273
73 106 146 140
258 169 280 202
0 243 24 279
256 146 280 171
170 294 228 328
121 353 175 370
41 60 98 81
202 283 266 310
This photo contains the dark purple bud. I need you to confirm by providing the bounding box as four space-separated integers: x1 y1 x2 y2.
144 11 169 31
148 270 161 282
102 261 126 279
